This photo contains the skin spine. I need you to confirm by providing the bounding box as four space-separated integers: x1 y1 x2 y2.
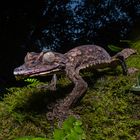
13 45 136 120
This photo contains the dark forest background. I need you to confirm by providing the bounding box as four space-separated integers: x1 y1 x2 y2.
0 0 140 87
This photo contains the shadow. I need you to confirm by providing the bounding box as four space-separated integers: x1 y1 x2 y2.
18 83 74 114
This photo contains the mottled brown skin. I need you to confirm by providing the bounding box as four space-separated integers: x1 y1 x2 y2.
14 45 136 120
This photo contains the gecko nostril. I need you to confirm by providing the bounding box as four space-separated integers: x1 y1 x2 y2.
19 68 22 70
15 67 22 71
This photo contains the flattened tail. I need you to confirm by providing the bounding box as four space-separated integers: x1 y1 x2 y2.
113 48 137 59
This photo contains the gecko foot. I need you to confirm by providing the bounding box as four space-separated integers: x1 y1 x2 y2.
47 107 80 127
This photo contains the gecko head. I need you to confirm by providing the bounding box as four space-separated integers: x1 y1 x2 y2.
13 51 67 78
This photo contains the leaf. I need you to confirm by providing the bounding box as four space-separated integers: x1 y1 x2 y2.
67 130 79 140
75 120 82 126
53 129 65 140
74 125 83 134
62 116 76 132
24 78 39 84
107 45 122 52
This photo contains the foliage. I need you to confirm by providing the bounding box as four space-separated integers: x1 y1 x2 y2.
138 74 140 86
131 73 140 93
107 44 122 52
52 116 86 140
134 73 140 87
24 78 42 87
34 0 140 52
0 40 140 139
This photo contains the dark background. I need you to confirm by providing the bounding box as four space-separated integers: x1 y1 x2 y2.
0 0 140 87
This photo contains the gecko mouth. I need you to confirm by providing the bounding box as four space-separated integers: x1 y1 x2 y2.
29 68 60 76
14 68 60 80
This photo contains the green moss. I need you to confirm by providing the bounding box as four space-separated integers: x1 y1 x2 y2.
0 40 140 139
75 75 140 140
0 83 53 139
127 40 140 68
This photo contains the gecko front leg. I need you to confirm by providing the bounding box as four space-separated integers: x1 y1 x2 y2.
49 74 57 91
37 74 57 91
48 66 88 121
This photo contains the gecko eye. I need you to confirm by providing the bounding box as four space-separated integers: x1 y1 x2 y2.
31 61 36 64
43 52 55 63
